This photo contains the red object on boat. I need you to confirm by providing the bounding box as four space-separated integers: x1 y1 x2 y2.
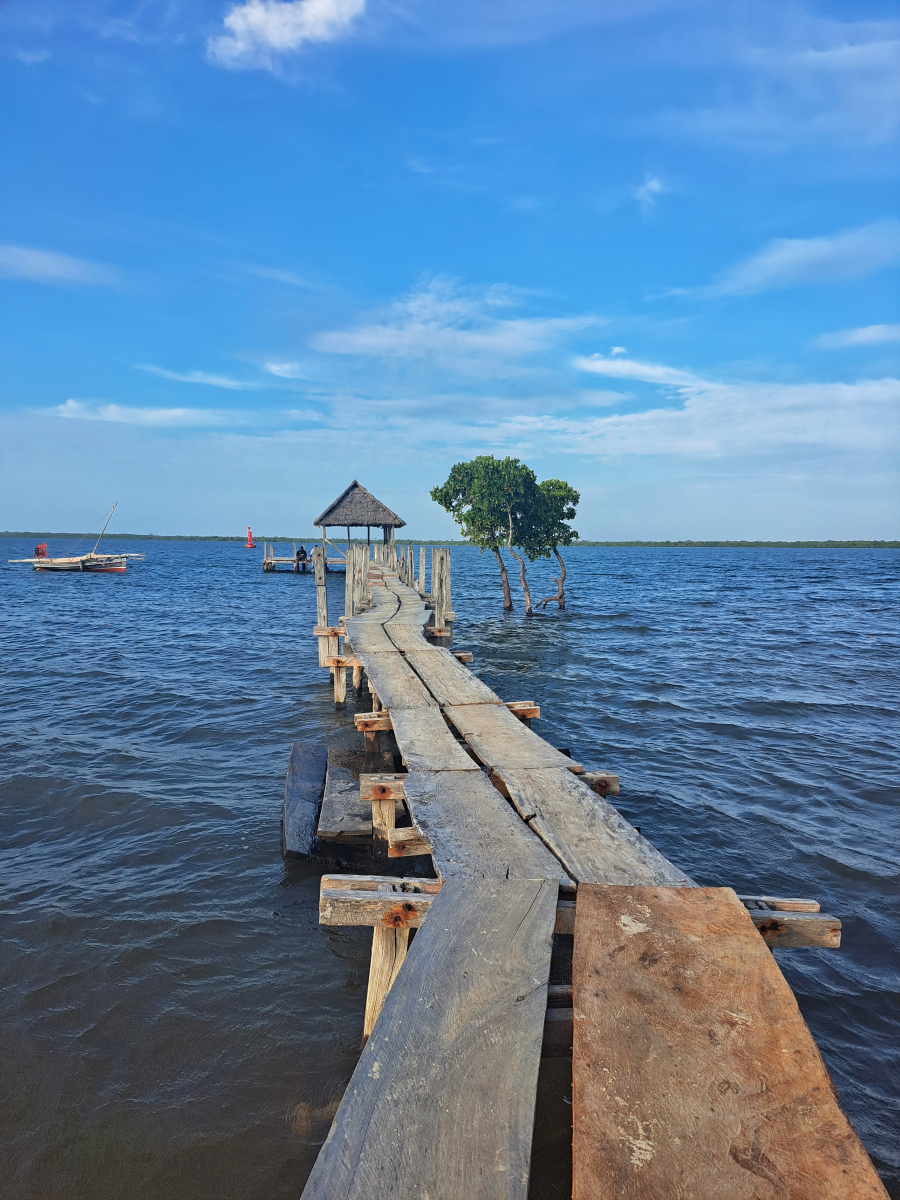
34 543 48 558
244 526 257 548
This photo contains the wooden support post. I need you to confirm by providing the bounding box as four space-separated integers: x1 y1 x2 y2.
418 545 426 595
333 662 347 705
371 797 395 852
314 546 329 666
362 926 409 1048
352 663 363 694
344 542 355 620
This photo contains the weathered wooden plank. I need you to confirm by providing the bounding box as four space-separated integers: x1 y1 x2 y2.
301 876 559 1200
572 885 888 1200
739 895 820 912
385 623 439 653
316 753 371 843
444 703 584 773
405 648 502 707
748 908 841 948
356 651 437 710
492 766 693 887
319 888 433 927
389 708 481 772
387 826 432 857
581 770 620 796
343 620 397 654
320 873 442 895
402 771 574 885
359 773 406 801
282 741 327 855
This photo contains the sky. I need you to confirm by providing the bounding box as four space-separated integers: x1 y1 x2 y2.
1 0 899 538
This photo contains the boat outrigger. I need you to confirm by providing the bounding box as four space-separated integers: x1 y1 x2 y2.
8 504 145 573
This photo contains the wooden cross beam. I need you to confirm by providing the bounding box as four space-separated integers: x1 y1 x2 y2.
505 700 541 721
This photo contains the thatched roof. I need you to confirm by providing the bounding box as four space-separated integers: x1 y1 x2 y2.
313 480 406 529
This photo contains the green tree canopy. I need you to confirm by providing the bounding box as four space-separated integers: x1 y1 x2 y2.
431 455 538 610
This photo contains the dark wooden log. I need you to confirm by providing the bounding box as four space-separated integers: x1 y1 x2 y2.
282 741 327 856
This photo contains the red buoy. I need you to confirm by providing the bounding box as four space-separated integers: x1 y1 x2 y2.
244 526 257 548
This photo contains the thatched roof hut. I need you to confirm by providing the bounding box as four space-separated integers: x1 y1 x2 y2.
314 480 406 544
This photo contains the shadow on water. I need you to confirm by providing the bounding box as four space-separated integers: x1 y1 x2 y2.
1 540 898 1197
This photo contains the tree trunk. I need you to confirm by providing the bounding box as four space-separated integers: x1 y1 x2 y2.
493 547 513 611
554 546 566 610
507 516 532 616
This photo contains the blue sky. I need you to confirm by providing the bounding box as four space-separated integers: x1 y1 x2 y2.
1 0 898 538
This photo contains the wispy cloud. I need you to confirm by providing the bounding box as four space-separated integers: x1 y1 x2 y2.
817 324 900 349
575 355 701 386
137 364 263 390
633 175 666 215
240 264 316 287
0 244 121 287
55 400 239 427
312 277 602 374
208 0 365 70
665 27 900 150
680 221 900 298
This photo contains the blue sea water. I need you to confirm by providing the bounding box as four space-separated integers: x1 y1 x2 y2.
2 539 898 1198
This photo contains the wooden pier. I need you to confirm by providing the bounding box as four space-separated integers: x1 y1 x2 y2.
284 544 887 1199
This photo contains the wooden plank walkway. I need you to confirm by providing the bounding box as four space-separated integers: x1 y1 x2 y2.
301 876 559 1200
572 885 887 1200
299 549 879 1199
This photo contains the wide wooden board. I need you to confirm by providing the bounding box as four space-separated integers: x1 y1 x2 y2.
405 649 501 707
301 876 559 1200
343 620 397 654
385 624 439 653
495 767 693 886
316 752 371 842
389 707 481 772
356 651 437 710
445 703 583 773
282 741 327 854
572 886 888 1200
403 770 573 884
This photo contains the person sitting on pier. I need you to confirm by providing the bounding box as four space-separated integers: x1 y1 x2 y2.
295 544 308 571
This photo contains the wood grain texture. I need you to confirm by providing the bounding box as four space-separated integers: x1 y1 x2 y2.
316 753 372 842
362 925 409 1046
389 707 481 772
300 876 559 1200
572 885 888 1200
385 623 440 653
356 651 437 710
402 770 574 885
494 767 693 887
343 619 397 654
282 741 327 855
405 648 501 706
444 703 584 773
747 909 841 948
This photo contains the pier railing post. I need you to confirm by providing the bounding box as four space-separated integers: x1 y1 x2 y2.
418 546 426 595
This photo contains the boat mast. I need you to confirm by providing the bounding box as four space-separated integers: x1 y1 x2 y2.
91 502 118 555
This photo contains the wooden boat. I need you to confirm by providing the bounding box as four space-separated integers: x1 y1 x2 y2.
8 504 145 573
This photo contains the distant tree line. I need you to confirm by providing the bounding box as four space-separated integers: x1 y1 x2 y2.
431 455 579 614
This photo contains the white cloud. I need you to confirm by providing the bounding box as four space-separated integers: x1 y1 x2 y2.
682 221 900 298
633 175 665 214
817 324 900 349
312 278 601 374
55 400 237 427
575 355 701 386
665 29 900 150
208 0 365 69
0 244 121 287
137 364 262 390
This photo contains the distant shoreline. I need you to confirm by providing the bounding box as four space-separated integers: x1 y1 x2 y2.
2 533 898 549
